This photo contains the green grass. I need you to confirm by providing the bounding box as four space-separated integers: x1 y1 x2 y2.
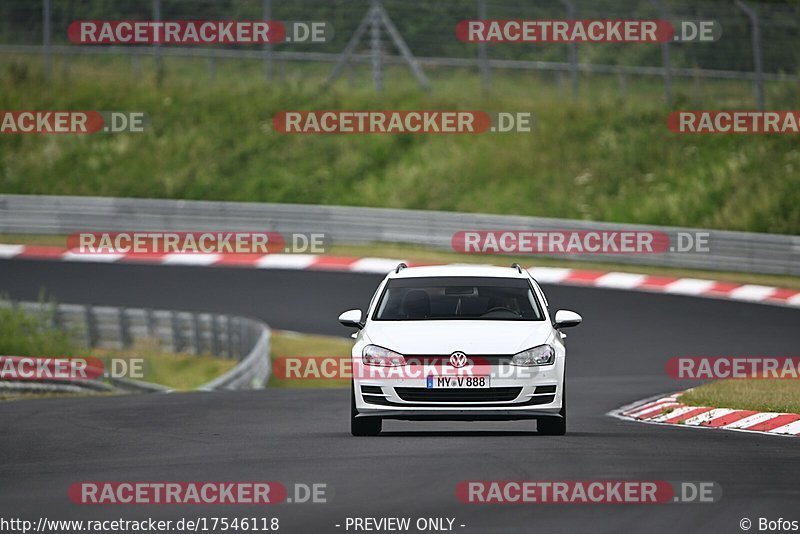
0 301 87 401
680 380 800 414
268 330 352 388
0 233 66 246
0 299 77 357
1 55 798 234
90 339 238 391
0 301 238 395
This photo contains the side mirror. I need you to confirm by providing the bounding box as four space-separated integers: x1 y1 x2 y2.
554 310 582 329
338 309 364 329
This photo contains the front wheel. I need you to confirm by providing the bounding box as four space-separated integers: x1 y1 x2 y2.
538 382 566 435
351 381 382 436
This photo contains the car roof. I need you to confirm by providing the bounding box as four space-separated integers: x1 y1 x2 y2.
387 264 530 280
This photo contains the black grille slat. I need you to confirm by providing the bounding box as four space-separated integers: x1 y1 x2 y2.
523 394 555 405
403 355 513 364
394 387 522 403
363 395 393 406
363 393 555 408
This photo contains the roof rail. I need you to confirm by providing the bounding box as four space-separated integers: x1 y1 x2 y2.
395 262 408 273
511 263 523 274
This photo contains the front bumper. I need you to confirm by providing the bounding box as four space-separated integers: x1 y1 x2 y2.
354 366 563 421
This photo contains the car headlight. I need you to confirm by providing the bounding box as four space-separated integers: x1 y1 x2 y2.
362 345 406 367
511 344 555 366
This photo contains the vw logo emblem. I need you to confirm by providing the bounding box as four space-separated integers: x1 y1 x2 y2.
449 352 468 368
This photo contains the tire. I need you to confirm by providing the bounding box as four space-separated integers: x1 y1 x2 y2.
351 381 382 436
538 381 566 436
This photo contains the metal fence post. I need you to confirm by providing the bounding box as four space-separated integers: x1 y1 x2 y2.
263 0 274 82
146 308 156 339
376 2 431 91
152 0 163 86
226 315 234 358
692 64 702 106
735 0 765 110
650 0 672 106
207 57 216 81
326 0 428 92
61 55 71 80
660 34 672 106
559 0 578 100
42 0 52 80
51 304 61 330
238 318 245 359
84 305 97 348
192 313 202 355
118 307 131 348
477 0 491 93
370 0 383 92
617 72 627 100
211 314 220 356
132 51 140 79
171 311 181 352
242 320 251 354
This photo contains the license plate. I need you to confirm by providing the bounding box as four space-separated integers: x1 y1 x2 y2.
427 375 490 388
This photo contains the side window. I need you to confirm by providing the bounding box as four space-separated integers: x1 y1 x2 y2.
366 279 387 318
530 278 549 313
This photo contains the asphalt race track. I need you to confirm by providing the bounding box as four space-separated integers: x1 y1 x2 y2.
1 258 798 534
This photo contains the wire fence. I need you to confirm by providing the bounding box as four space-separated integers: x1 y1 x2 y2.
1 0 799 106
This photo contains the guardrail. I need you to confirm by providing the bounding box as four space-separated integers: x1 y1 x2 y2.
1 194 797 276
0 299 271 394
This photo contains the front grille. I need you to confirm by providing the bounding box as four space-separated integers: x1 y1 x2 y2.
394 387 522 403
363 392 555 408
363 394 393 406
403 355 513 365
521 394 555 405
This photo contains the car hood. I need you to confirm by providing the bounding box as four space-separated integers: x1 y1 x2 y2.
364 320 554 355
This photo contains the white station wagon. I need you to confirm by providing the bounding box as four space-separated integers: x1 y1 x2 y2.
339 264 582 436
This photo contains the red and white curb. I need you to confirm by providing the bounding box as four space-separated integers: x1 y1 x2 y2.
609 391 800 438
1 243 799 308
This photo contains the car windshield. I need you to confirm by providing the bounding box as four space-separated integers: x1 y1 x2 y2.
373 277 544 321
